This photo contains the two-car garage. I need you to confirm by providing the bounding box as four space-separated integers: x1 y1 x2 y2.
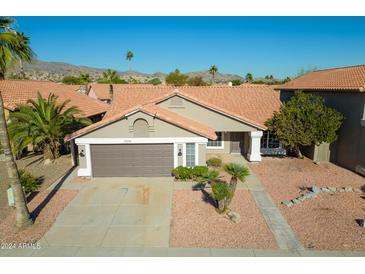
90 144 174 177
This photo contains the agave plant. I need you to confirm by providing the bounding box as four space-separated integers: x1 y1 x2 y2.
8 92 91 160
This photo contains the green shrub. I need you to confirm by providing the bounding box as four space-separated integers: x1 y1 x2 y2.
172 166 209 181
19 169 38 194
211 182 232 201
206 157 222 167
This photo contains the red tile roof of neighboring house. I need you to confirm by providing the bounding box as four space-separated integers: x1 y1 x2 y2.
276 65 365 91
65 103 217 141
0 80 110 118
90 83 157 100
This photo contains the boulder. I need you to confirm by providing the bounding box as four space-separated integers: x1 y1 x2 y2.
298 195 307 202
305 192 317 199
321 187 331 192
345 186 353 192
226 211 241 224
339 188 345 192
311 185 321 194
282 200 294 208
292 198 301 205
328 187 337 192
354 188 362 193
44 159 52 165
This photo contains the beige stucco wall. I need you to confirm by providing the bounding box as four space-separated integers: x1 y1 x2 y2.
198 144 206 165
82 112 199 139
158 96 259 132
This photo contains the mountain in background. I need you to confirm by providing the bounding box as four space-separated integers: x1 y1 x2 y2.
7 59 246 82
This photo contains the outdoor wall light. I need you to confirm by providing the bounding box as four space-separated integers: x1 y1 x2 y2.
79 150 85 157
178 149 182 156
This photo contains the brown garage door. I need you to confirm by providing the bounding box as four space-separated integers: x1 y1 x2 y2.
90 144 174 177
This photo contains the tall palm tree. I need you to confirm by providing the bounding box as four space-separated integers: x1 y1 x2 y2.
102 69 118 101
209 65 218 83
79 73 91 94
0 17 34 228
126 50 134 73
223 163 249 205
8 93 91 160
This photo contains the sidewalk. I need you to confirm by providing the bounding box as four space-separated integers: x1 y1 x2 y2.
1 246 364 257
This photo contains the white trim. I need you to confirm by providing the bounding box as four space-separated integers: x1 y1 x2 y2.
195 143 199 166
77 144 92 176
182 143 186 167
206 132 225 150
173 143 178 168
75 137 208 145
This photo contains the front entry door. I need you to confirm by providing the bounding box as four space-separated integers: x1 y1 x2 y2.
230 132 243 154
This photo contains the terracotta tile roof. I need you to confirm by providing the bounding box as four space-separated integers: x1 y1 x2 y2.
104 85 281 129
90 83 158 100
65 103 217 141
277 65 365 91
0 80 110 118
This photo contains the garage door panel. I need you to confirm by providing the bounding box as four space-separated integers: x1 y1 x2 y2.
91 144 174 177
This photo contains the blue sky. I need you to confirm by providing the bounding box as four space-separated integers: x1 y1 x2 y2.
13 16 365 78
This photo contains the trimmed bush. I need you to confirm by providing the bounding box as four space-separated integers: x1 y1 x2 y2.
172 166 209 181
19 169 38 194
206 157 222 167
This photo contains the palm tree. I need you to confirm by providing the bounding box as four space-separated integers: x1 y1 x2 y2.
209 65 218 83
79 73 91 93
245 73 253 83
198 169 221 187
126 50 134 73
102 69 118 101
223 163 250 205
0 17 34 228
8 92 91 160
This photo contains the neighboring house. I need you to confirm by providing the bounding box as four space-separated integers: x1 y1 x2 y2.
65 84 281 177
0 80 110 122
277 64 365 176
88 84 156 103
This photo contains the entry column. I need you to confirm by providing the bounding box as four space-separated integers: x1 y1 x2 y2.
247 131 263 162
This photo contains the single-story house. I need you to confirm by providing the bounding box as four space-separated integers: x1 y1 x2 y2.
66 84 281 177
276 64 365 176
0 80 110 122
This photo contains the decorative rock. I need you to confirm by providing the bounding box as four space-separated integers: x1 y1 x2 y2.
305 192 316 199
321 187 331 192
298 195 307 202
311 185 321 194
282 200 294 208
44 159 52 165
354 188 362 193
339 188 345 192
226 210 241 224
328 187 337 192
292 198 301 204
345 186 353 192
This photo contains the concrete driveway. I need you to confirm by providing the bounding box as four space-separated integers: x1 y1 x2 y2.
41 177 173 248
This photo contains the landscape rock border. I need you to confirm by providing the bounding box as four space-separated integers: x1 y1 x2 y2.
282 185 363 208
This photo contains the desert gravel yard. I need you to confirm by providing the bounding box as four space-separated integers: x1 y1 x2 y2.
0 189 78 245
249 157 365 251
170 189 278 249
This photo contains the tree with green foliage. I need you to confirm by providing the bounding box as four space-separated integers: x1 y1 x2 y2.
223 163 249 205
146 78 162 85
165 69 188 86
0 16 33 229
187 76 207 86
265 91 343 158
79 73 91 92
126 50 134 73
231 79 242 86
62 75 84 85
101 69 119 99
209 65 218 83
8 92 91 160
245 73 253 82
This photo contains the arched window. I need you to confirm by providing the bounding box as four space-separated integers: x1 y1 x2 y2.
133 119 149 137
